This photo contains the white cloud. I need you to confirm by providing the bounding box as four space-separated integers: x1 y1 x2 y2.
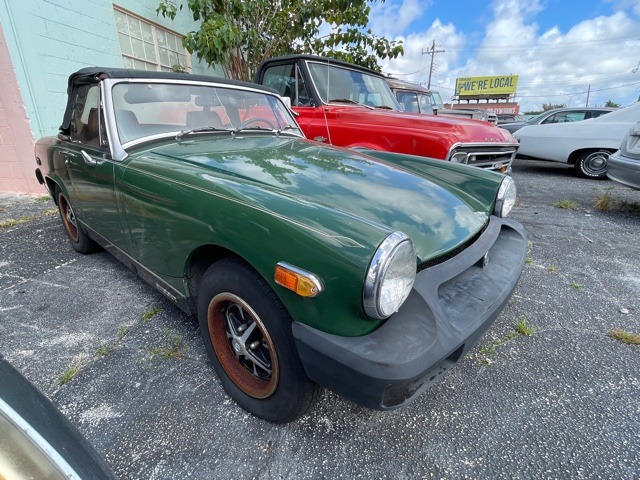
369 0 431 37
377 0 640 110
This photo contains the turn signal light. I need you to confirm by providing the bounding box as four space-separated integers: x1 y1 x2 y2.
274 262 323 298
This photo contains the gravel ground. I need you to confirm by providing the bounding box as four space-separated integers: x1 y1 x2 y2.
0 159 638 479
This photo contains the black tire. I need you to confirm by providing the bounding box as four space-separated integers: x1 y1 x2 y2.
55 187 98 254
574 150 611 179
197 257 318 423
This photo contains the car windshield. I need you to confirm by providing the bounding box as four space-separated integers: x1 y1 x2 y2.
307 62 400 109
111 82 302 144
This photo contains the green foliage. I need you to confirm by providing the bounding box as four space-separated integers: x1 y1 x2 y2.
609 329 640 345
157 0 403 80
552 199 577 210
604 99 620 108
541 103 565 111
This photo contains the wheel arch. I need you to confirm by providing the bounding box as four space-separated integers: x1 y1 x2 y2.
567 147 615 165
184 244 270 313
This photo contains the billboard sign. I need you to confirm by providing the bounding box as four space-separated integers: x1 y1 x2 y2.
455 75 518 96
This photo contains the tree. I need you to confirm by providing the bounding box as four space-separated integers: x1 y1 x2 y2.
157 0 403 81
604 99 620 108
541 103 565 111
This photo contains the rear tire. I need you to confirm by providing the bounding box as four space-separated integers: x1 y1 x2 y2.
574 150 611 179
55 187 98 254
197 257 318 423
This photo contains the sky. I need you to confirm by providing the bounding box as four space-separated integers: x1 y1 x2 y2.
367 0 640 112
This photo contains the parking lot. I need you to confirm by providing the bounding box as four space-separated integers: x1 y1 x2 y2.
1 158 638 479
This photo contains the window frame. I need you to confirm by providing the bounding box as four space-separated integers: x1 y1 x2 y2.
113 6 191 73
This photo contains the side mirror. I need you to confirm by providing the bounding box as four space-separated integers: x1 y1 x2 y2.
432 106 439 115
280 96 299 117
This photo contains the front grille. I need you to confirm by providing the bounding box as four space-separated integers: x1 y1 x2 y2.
449 145 517 170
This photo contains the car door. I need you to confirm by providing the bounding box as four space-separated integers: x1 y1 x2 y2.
63 83 128 249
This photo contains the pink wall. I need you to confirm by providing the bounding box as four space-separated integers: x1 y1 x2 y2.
0 24 43 194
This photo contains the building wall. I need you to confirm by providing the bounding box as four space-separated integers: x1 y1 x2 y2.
0 0 220 193
0 23 41 193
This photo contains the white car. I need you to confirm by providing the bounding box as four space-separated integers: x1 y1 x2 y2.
514 103 640 179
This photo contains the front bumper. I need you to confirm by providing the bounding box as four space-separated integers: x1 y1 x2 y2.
292 216 527 410
607 151 640 191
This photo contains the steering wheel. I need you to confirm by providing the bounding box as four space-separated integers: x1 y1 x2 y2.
236 117 277 130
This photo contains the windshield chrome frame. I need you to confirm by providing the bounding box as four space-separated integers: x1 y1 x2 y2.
101 78 304 162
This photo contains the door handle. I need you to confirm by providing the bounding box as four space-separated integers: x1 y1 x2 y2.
81 150 97 166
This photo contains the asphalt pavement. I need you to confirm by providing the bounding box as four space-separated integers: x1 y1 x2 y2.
1 159 638 479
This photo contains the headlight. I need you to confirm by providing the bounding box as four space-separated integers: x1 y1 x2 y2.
494 176 517 217
363 232 417 320
450 151 468 163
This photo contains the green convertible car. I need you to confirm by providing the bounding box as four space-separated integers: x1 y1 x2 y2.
35 68 526 423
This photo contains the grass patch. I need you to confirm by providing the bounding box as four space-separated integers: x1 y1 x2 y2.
570 282 582 289
95 346 110 357
0 215 37 229
552 199 577 210
117 326 130 340
609 329 640 345
151 330 186 360
525 256 532 265
34 195 51 203
140 306 164 324
547 265 558 272
618 201 640 214
57 364 82 385
594 191 613 211
42 208 58 216
477 318 537 365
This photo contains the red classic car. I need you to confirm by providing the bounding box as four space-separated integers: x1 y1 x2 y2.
255 55 518 173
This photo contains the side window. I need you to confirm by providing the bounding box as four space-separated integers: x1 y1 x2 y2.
262 64 312 107
397 92 419 113
70 85 101 147
418 94 433 114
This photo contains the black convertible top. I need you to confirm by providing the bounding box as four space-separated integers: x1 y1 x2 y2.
60 67 277 133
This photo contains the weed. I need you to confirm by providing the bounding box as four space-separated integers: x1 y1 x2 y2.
609 329 640 345
35 195 51 203
0 215 36 229
117 326 130 340
57 364 82 385
552 199 577 210
619 201 640 214
42 208 58 216
141 306 164 324
477 319 537 365
525 256 532 265
547 265 558 272
515 319 536 336
151 330 186 360
570 282 582 289
594 191 613 211
95 346 109 357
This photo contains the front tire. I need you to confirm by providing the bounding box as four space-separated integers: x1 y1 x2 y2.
197 257 318 423
574 150 611 179
55 187 98 254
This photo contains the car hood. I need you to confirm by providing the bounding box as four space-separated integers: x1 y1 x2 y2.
144 135 498 262
324 105 517 145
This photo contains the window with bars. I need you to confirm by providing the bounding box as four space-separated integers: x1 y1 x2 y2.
114 8 189 72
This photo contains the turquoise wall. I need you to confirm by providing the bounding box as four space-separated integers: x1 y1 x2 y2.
0 0 221 138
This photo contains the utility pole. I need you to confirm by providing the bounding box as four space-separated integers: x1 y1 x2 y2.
422 40 445 89
585 84 591 107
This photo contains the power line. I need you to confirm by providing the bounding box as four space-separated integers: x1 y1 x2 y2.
442 35 640 53
422 40 445 89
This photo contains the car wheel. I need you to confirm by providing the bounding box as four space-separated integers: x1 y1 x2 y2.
197 257 318 423
574 150 611 179
55 187 97 254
